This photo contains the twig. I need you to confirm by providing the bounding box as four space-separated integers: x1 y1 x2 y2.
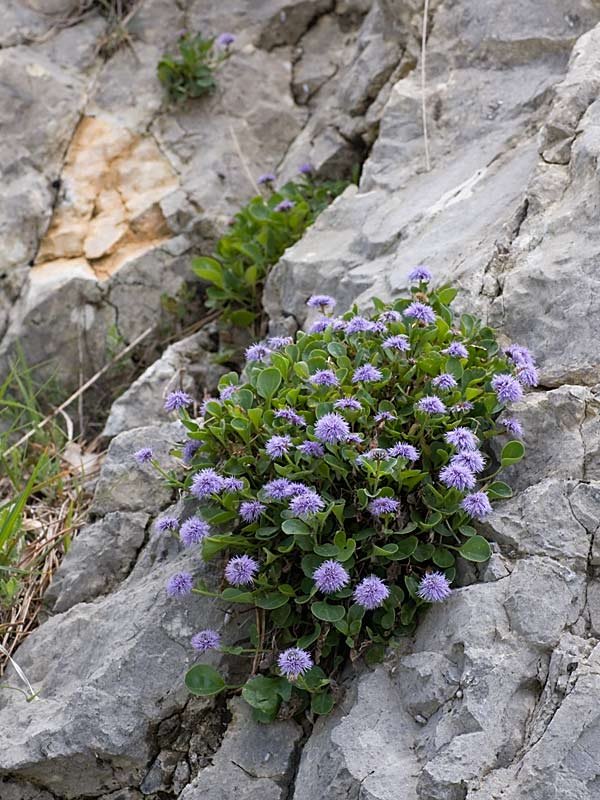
0 643 37 701
5 325 155 457
421 0 431 172
228 124 261 195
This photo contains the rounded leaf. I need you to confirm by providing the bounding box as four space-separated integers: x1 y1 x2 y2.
311 601 345 622
459 535 492 562
185 665 226 697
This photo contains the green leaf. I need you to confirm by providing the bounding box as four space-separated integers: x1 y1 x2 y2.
459 535 492 562
433 547 455 568
257 368 282 400
242 676 283 715
281 518 311 536
311 691 335 715
191 256 224 288
255 593 289 610
501 440 525 466
311 601 345 622
185 665 226 696
229 309 256 327
487 481 513 499
438 286 458 305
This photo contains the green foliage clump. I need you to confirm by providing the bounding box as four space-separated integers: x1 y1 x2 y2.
157 33 231 103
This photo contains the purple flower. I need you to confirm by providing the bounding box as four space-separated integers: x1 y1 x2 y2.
505 344 535 368
331 318 347 331
164 390 193 412
258 172 276 185
245 343 271 363
461 491 493 520
222 476 244 493
371 320 387 334
310 369 339 387
352 364 383 383
516 364 539 388
346 316 375 334
357 448 389 464
156 516 178 532
379 310 402 323
369 497 400 516
267 336 293 349
404 302 436 324
180 517 211 547
432 373 458 391
314 412 350 443
182 439 200 464
278 647 313 679
216 32 235 46
191 468 225 499
239 500 266 523
439 463 476 491
491 374 524 404
353 575 389 610
200 398 218 416
264 478 297 500
503 417 523 437
443 342 469 358
418 572 452 602
275 199 295 212
191 629 221 653
166 572 193 597
417 396 446 414
297 440 325 457
313 560 350 594
451 401 475 413
445 427 478 451
219 385 238 401
374 410 396 422
309 317 331 333
408 266 433 282
451 450 486 473
383 334 410 351
298 162 313 175
346 432 364 444
307 295 336 310
289 489 325 517
334 397 362 411
275 407 306 426
225 555 259 586
387 442 420 461
265 435 292 459
134 447 153 464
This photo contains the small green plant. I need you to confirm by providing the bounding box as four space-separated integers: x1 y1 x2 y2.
192 174 349 330
157 32 234 103
153 270 535 721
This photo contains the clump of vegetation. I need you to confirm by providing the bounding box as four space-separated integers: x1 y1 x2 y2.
153 270 535 721
158 32 235 103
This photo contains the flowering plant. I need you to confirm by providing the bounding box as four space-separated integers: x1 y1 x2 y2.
157 32 235 103
152 270 534 721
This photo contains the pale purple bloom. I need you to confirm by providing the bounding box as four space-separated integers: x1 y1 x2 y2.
297 440 325 457
516 364 539 388
182 439 200 464
222 476 244 493
298 162 313 175
331 318 347 331
503 417 523 437
310 369 339 387
307 295 336 309
289 489 325 517
265 435 292 459
239 500 266 523
289 482 311 495
334 397 362 411
275 199 294 212
134 447 153 464
445 427 478 451
379 310 402 323
443 342 469 358
418 572 452 602
309 317 331 333
225 555 259 586
264 478 298 500
191 468 225 498
313 560 350 594
219 384 237 400
404 301 436 324
387 442 420 461
451 450 486 473
267 336 293 349
245 343 271 363
352 364 382 383
314 412 350 443
505 344 535 368
451 401 475 413
491 374 523 404
354 575 389 610
164 390 193 412
369 497 400 516
180 517 211 547
357 448 389 463
258 172 276 185
191 629 221 653
346 432 364 444
408 266 432 282
216 32 235 46
417 396 446 414
383 334 410 351
275 407 305 426
461 491 493 520
200 397 218 416
346 316 375 334
166 572 193 597
439 463 476 491
156 516 178 532
432 373 458 391
278 647 313 679
374 410 396 422
371 321 388 334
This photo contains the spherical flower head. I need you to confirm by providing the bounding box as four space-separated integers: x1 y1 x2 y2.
307 294 336 310
222 476 244 493
352 364 383 383
164 390 193 412
297 440 325 457
346 432 364 444
275 199 295 212
309 317 331 333
418 572 452 603
298 162 313 176
346 316 376 334
375 410 396 422
354 575 389 610
491 373 524 404
379 309 402 323
245 343 271 363
404 301 436 324
216 32 235 47
439 463 476 491
331 317 347 331
310 369 339 387
182 439 200 464
225 555 259 586
505 344 535 368
156 516 178 533
334 397 362 411
451 401 475 414
219 384 238 401
383 334 410 352
267 336 293 349
388 442 420 461
443 342 469 358
200 397 218 416
166 572 193 597
264 478 297 500
408 266 433 282
451 450 486 473
239 500 266 523
265 434 292 459
191 629 221 653
371 320 387 334
289 482 311 495
278 647 313 679
503 417 523 437
445 427 478 451
180 516 211 547
314 412 350 444
357 448 389 464
313 560 350 594
289 489 325 517
432 373 458 391
461 491 493 520
134 447 153 464
417 396 447 414
258 172 276 185
516 364 539 388
369 497 400 516
274 407 305 426
191 468 225 499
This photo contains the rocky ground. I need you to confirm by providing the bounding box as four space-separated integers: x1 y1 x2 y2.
2 0 600 798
